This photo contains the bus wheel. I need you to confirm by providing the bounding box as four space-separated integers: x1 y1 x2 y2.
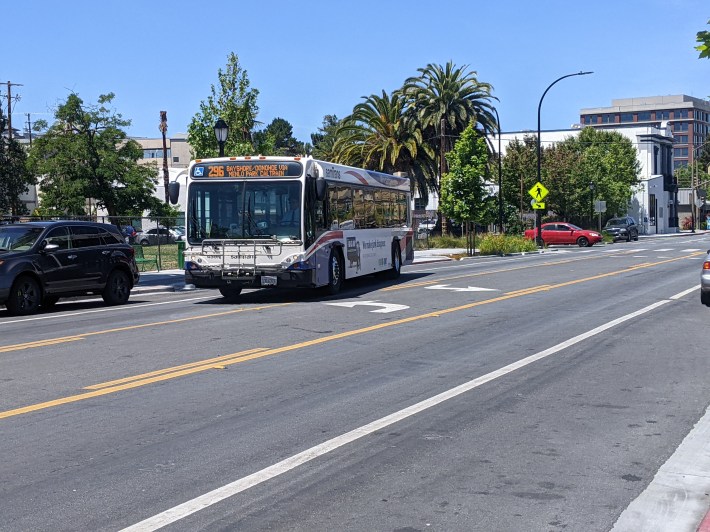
219 286 242 300
387 243 402 279
325 248 344 295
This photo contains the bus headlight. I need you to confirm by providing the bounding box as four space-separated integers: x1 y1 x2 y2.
281 253 311 270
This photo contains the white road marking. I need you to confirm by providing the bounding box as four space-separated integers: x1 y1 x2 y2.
0 296 215 326
324 301 410 313
656 248 673 252
425 284 498 292
681 249 703 252
670 285 699 300
123 289 699 531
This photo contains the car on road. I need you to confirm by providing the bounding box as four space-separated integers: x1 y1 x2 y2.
134 227 181 245
417 218 437 235
603 216 639 242
701 251 710 306
524 222 603 247
0 220 140 315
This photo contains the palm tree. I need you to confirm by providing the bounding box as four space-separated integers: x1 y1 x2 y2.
334 90 436 203
402 61 497 232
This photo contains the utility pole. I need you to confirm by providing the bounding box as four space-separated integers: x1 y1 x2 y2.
159 111 169 203
439 117 448 235
5 81 23 140
26 113 33 146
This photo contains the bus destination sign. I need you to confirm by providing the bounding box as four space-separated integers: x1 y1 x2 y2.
192 161 302 178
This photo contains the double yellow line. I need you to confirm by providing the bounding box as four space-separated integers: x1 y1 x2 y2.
0 252 702 420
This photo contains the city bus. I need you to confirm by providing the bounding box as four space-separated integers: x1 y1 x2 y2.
168 156 413 298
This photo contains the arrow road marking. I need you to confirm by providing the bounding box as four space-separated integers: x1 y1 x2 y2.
324 300 410 313
425 284 499 292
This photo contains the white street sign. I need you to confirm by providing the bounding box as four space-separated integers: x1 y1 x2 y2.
324 301 410 313
425 284 499 292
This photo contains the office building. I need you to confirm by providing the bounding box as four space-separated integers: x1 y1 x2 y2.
580 95 710 170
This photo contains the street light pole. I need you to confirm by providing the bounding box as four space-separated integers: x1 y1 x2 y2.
493 107 503 233
536 71 593 245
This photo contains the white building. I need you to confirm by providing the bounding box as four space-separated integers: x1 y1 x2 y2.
489 123 676 234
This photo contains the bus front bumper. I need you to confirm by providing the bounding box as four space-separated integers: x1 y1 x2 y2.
186 268 314 289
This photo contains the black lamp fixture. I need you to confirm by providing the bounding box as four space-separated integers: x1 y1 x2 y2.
214 118 229 157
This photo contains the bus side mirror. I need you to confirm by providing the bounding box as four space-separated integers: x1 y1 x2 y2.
168 181 180 205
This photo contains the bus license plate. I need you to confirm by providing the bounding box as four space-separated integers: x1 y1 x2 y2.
261 276 277 286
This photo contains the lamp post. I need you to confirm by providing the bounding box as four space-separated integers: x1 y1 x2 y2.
492 107 504 233
589 181 595 227
214 118 229 157
536 71 593 245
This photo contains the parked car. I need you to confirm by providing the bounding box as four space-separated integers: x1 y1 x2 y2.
134 227 175 245
417 218 437 235
524 222 603 247
603 216 639 242
171 227 185 242
0 220 140 315
701 251 710 306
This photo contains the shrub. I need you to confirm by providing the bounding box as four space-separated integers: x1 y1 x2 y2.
478 234 538 255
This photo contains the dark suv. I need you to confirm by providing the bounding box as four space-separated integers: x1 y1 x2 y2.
603 216 640 242
0 221 140 315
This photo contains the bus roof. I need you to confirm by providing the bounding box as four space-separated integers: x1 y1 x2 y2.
188 156 410 193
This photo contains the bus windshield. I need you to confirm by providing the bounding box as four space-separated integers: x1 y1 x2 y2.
187 181 302 243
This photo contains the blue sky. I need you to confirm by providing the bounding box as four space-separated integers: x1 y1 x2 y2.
4 1 708 144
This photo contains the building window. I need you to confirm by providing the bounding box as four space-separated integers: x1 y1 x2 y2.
674 160 688 169
414 198 427 211
674 110 688 119
673 122 688 132
620 113 634 122
142 149 171 159
657 110 671 120
602 114 615 123
173 156 180 163
675 135 688 143
674 147 689 158
637 111 651 121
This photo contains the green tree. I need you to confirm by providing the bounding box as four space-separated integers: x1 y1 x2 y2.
439 124 490 225
253 117 304 156
334 90 436 202
27 93 158 218
311 114 341 160
500 135 538 227
0 108 35 215
187 52 259 158
697 19 710 58
402 61 496 233
543 127 640 224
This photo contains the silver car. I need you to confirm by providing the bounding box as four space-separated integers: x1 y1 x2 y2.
134 227 174 246
701 250 710 306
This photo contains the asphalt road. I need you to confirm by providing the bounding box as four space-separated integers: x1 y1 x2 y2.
1 236 709 531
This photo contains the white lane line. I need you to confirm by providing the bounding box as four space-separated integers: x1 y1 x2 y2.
123 293 693 531
670 285 699 300
0 296 215 326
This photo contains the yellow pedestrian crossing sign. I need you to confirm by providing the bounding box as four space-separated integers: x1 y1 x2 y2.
528 182 549 202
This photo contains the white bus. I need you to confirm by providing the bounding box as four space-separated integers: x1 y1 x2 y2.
168 156 413 298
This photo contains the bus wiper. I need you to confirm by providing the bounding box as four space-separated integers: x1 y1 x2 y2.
245 197 262 236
